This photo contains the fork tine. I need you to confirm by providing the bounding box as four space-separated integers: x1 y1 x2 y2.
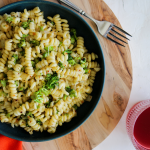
107 36 125 47
108 32 127 44
113 25 132 37
111 29 130 40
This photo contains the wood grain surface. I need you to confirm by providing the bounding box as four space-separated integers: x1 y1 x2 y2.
0 0 133 149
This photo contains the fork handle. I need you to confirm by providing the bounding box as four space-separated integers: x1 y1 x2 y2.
58 0 96 22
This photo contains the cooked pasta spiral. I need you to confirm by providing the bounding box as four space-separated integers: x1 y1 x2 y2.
25 47 34 76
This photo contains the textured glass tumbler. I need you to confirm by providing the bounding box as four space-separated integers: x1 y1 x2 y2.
126 100 150 150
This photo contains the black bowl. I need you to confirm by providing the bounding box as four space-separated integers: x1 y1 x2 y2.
0 0 105 141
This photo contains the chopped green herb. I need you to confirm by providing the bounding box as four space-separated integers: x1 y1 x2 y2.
30 40 40 47
58 61 64 69
6 113 10 118
0 80 6 87
6 16 13 23
37 105 40 109
72 104 78 110
37 119 42 125
66 87 76 98
44 73 59 90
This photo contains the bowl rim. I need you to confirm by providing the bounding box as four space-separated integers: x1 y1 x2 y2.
0 0 105 142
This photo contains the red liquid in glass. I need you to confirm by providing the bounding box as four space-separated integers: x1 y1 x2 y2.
134 107 150 149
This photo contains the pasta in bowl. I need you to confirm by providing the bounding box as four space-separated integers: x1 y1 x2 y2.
0 1 105 141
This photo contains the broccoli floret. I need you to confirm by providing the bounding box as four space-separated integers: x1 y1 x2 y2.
17 38 26 48
26 111 33 118
31 91 43 103
62 49 72 55
5 16 13 23
84 68 89 74
12 54 18 63
35 58 39 64
37 119 42 125
39 88 49 96
30 40 40 47
44 73 59 90
67 54 76 66
70 28 77 40
71 36 75 44
66 87 76 98
42 52 48 58
31 88 50 103
44 46 53 51
21 20 32 29
0 80 7 87
68 59 76 66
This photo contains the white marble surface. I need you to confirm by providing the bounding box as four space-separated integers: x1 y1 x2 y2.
93 0 150 150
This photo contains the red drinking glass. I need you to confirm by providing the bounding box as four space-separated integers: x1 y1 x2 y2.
126 100 150 150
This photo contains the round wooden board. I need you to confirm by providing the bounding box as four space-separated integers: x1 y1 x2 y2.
0 0 132 149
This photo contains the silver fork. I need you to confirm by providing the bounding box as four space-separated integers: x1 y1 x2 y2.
58 0 131 47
